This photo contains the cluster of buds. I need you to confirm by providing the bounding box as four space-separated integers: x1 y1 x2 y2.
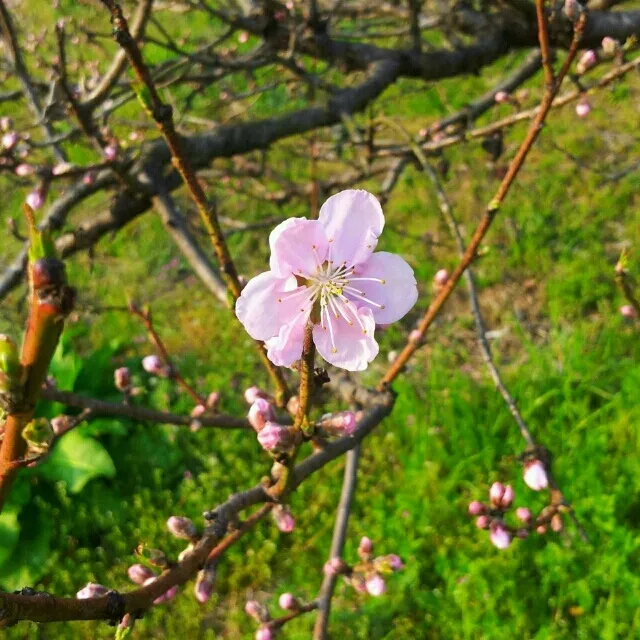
324 537 404 597
317 411 357 438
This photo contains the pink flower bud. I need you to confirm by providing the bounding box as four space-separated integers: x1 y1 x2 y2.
365 574 386 596
245 385 268 404
2 132 18 149
286 394 299 415
434 268 449 286
278 592 298 610
76 583 109 599
358 536 374 555
494 91 509 104
409 329 422 343
114 367 131 391
320 411 357 437
142 354 164 375
515 507 532 523
501 485 515 509
15 163 34 176
245 599 269 622
255 627 273 640
386 554 404 571
257 422 293 452
601 37 618 56
468 501 486 516
620 304 637 319
206 391 220 410
248 398 276 432
26 189 44 210
50 415 70 435
523 460 548 491
551 513 563 532
128 563 156 584
167 516 197 540
83 171 96 185
577 50 597 74
52 162 74 175
238 31 249 43
103 145 118 161
575 99 591 118
191 404 206 418
144 577 178 605
418 127 428 137
564 0 580 20
489 522 511 549
489 481 505 506
536 524 547 534
0 116 13 131
476 515 490 529
323 557 345 576
272 504 295 533
195 568 215 603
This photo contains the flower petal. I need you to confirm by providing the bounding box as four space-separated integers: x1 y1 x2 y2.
265 312 308 367
346 252 418 324
313 306 379 371
269 217 329 278
236 271 310 341
318 190 384 267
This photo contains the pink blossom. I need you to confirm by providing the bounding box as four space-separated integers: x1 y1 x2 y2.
248 398 276 432
256 627 273 640
418 127 428 137
2 131 18 149
257 422 293 452
272 505 295 532
365 574 386 596
15 163 34 176
245 599 268 622
575 99 591 118
76 583 109 599
409 329 422 342
235 190 418 371
515 507 532 523
279 592 298 610
26 189 44 210
494 91 509 104
523 460 548 491
620 304 637 319
489 522 511 549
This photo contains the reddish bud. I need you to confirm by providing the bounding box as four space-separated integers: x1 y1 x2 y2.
167 516 197 540
468 501 485 516
114 367 131 391
194 567 215 604
128 564 156 584
476 515 491 529
515 507 532 523
257 422 293 452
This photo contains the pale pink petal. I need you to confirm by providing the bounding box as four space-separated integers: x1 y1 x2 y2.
313 306 378 371
318 190 384 267
236 271 310 341
269 217 329 278
348 252 418 324
265 312 308 366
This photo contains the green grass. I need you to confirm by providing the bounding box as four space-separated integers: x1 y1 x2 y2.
1 2 639 639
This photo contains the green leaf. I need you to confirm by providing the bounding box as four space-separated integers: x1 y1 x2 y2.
0 506 53 591
39 431 116 493
0 511 20 568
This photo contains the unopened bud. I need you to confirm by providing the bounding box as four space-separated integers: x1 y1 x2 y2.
244 385 268 404
278 592 299 610
143 577 178 605
23 418 54 450
489 522 512 549
272 504 295 533
31 257 66 290
255 627 273 640
248 398 276 432
114 367 131 391
601 37 618 57
515 507 532 523
489 481 505 506
103 145 118 161
26 188 45 210
194 567 215 603
494 91 509 104
0 116 13 131
2 131 18 150
620 304 637 319
476 515 491 529
50 415 70 435
575 99 591 118
257 422 293 453
523 460 549 491
76 582 109 599
501 485 515 509
15 163 35 176
245 599 269 622
319 411 357 437
286 394 300 415
576 50 597 74
167 516 197 540
434 268 449 286
52 162 74 176
142 355 165 376
358 536 374 557
550 513 563 532
128 563 156 584
409 329 422 343
191 404 206 419
206 391 220 410
365 574 386 596
468 501 486 516
0 334 21 393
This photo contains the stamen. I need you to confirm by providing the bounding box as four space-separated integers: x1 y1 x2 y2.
332 296 354 325
348 277 386 284
325 304 338 353
344 288 385 309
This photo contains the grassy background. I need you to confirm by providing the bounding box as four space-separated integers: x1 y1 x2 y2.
1 1 639 638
